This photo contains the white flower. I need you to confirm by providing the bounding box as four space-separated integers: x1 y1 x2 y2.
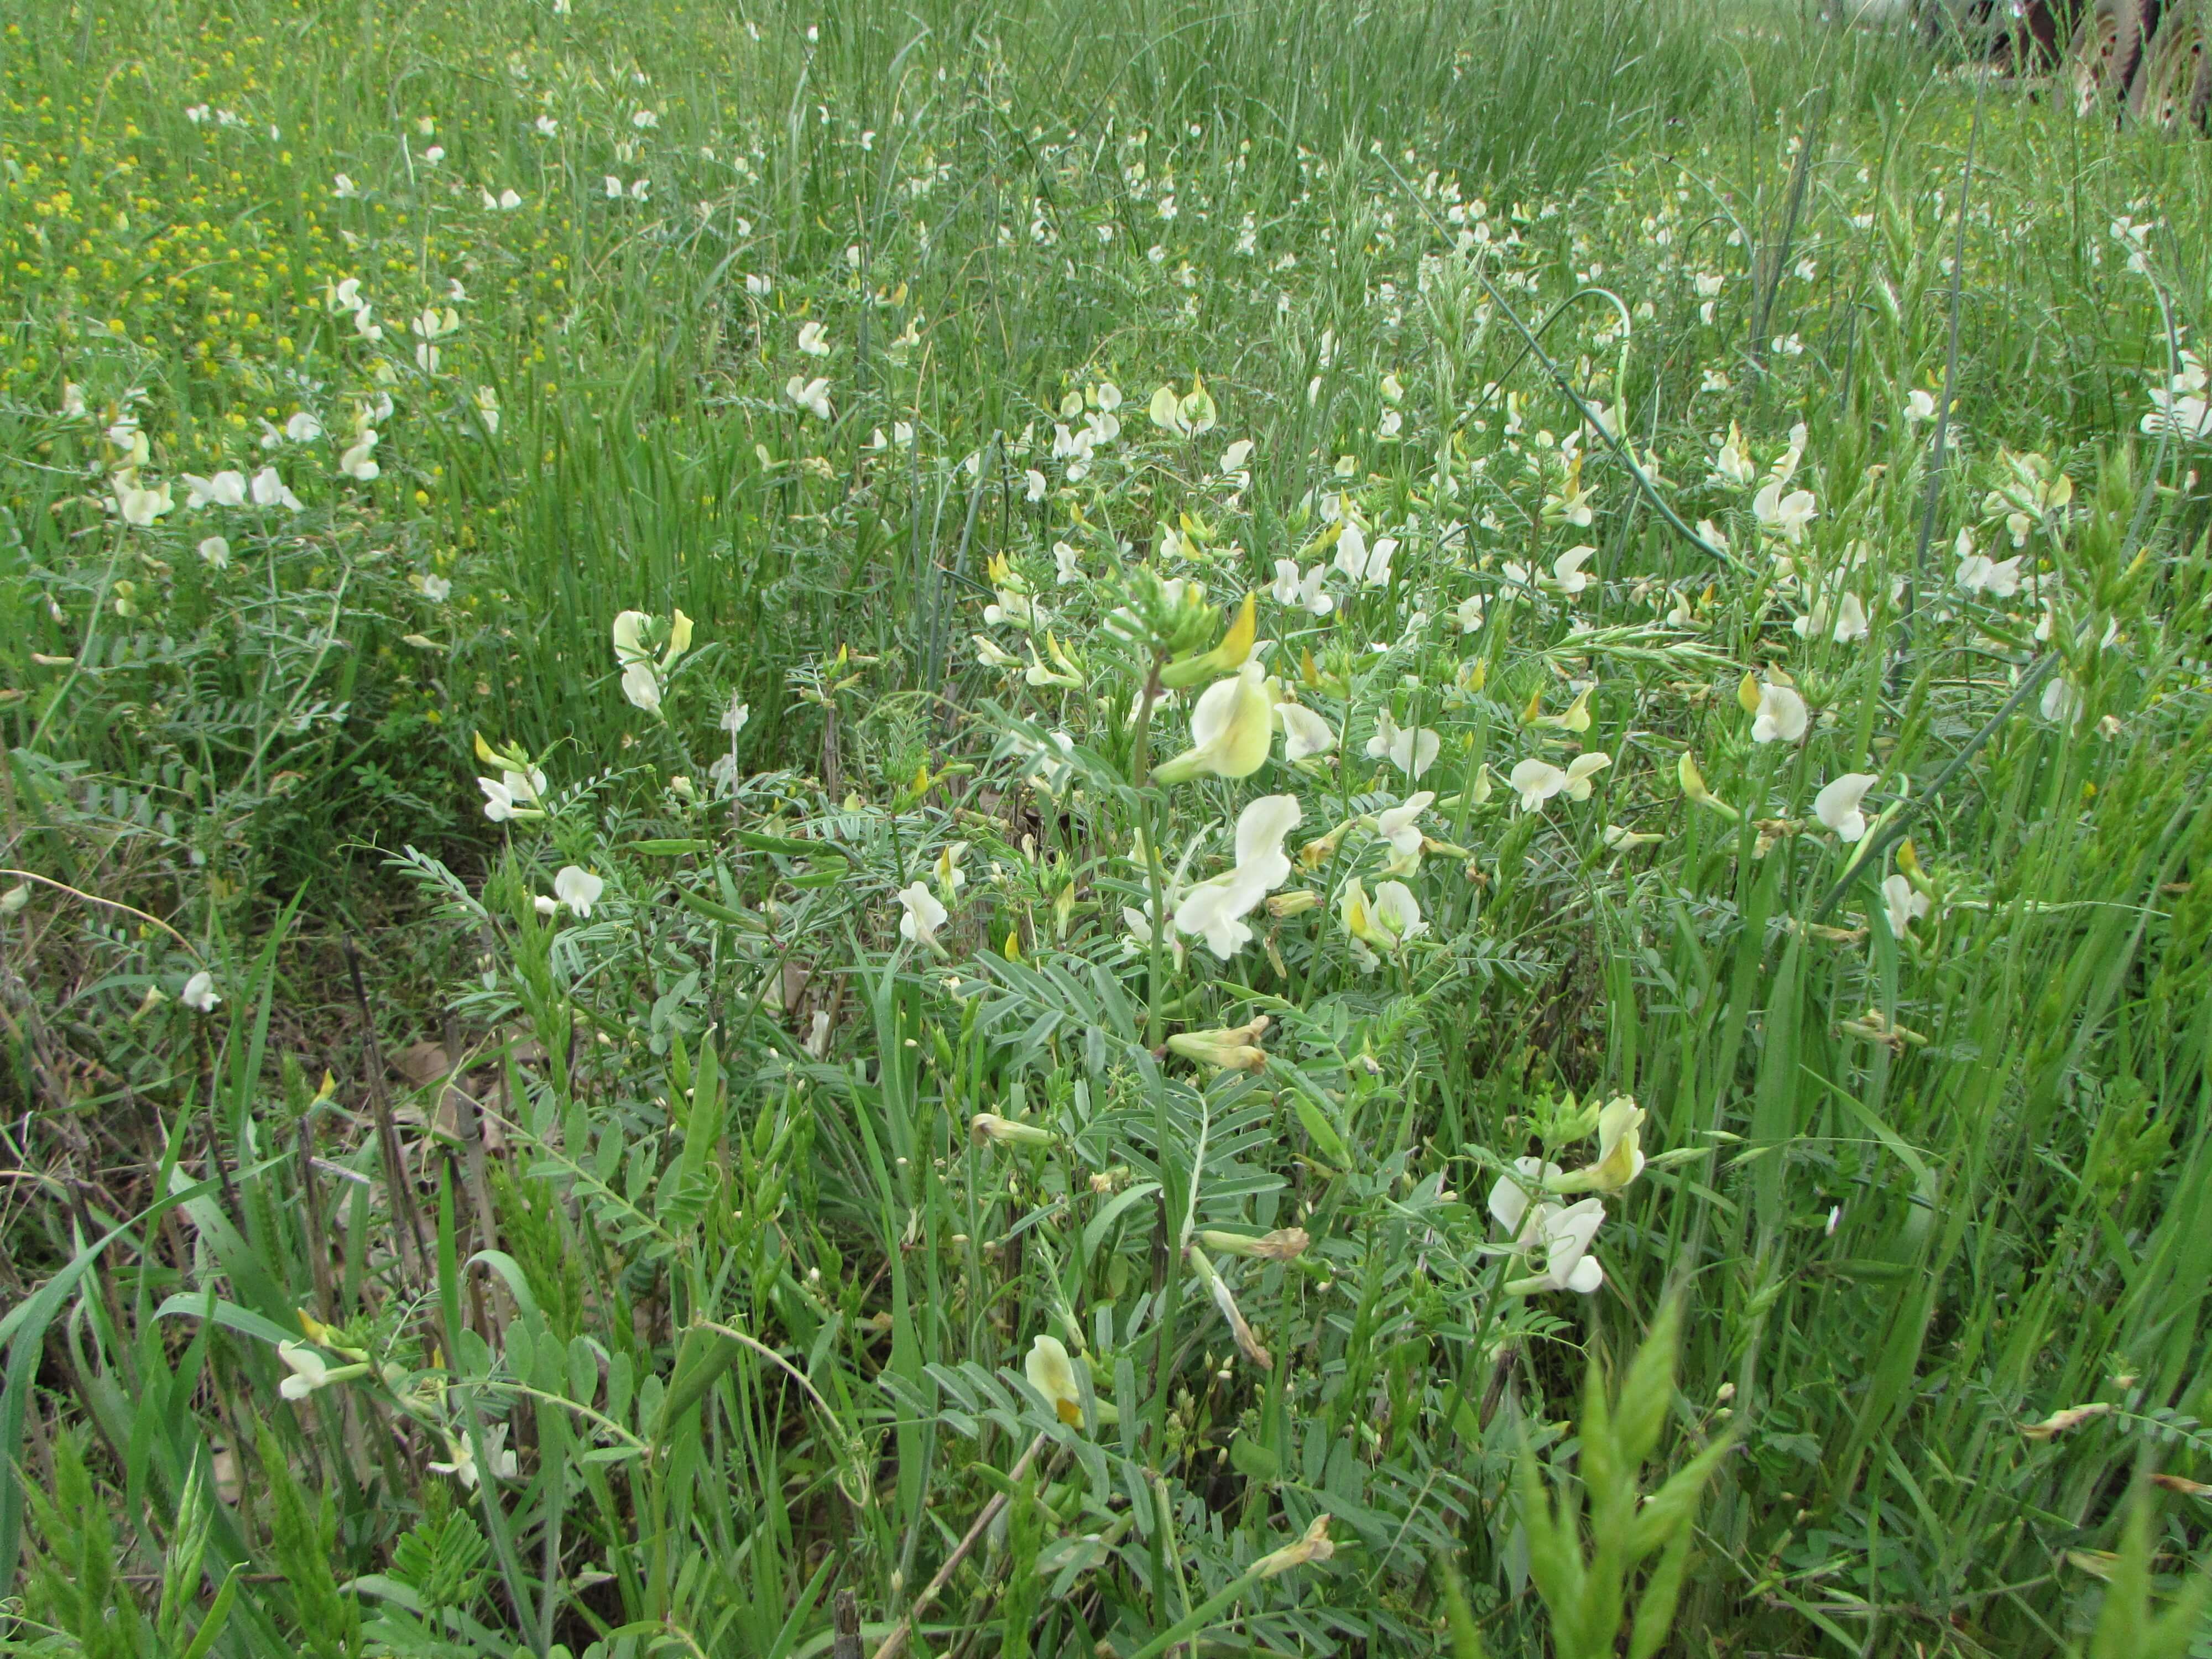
621 661 663 712
796 320 832 357
933 842 967 897
605 175 624 198
1020 730 1077 794
197 536 231 568
1510 1197 1607 1295
250 467 302 510
276 1340 335 1398
477 765 546 821
1488 1156 1561 1234
896 880 949 951
1905 389 1937 421
479 778 519 821
1813 773 1879 843
429 1425 517 1490
1550 545 1595 596
1454 592 1486 633
1375 792 1433 863
1371 879 1425 942
721 696 751 733
1508 753 1611 811
785 375 834 420
1175 881 1258 959
474 386 500 433
284 411 323 442
338 431 380 480
1274 698 1337 762
2141 389 2211 440
543 865 604 917
1053 541 1082 585
1753 481 1818 543
333 174 359 199
1793 590 1869 643
1711 423 1756 486
353 305 385 342
982 587 1041 629
114 475 174 526
1271 558 1334 616
1488 1162 1606 1293
1147 378 1217 439
1217 437 1254 484
1365 709 1440 780
2040 676 2083 726
1121 900 1187 972
424 145 445 163
632 108 660 129
1750 681 1809 744
60 383 87 418
1173 794 1301 959
499 188 523 210
1332 520 1397 587
420 574 452 602
1954 534 2023 597
181 970 221 1013
1882 873 1931 936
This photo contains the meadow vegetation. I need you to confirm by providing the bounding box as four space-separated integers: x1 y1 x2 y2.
3 0 2211 1654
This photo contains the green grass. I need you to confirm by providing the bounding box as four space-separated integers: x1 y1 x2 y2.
3 0 2211 1655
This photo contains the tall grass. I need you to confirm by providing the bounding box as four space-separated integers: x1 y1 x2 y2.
3 0 2211 1656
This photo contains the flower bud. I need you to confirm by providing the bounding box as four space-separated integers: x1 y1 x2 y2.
1187 1246 1272 1369
1266 890 1320 919
1197 1227 1310 1261
1677 752 1740 821
1254 1514 1333 1578
1297 821 1351 871
1166 1015 1271 1073
969 1113 1056 1148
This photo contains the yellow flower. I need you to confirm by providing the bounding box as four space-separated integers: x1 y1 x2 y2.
1159 592 1256 690
1154 660 1274 784
1025 1334 1085 1427
1677 752 1739 821
1545 1095 1648 1194
1525 685 1593 732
